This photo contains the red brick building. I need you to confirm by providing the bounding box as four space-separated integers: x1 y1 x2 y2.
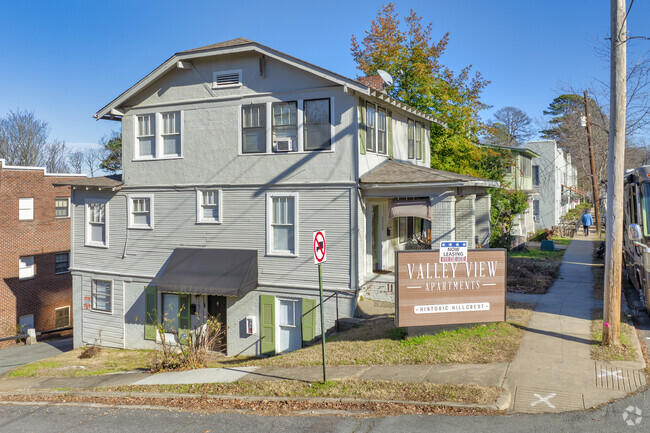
0 159 86 338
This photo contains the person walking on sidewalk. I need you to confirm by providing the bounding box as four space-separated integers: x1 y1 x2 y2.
581 209 593 236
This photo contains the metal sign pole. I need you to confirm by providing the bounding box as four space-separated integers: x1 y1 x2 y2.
318 262 327 382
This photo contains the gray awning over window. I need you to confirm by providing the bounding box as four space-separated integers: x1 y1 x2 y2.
156 248 258 297
389 199 431 220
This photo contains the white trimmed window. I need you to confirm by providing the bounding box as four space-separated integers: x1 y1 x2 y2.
365 102 376 152
304 98 331 151
162 112 181 157
91 279 112 313
128 195 153 229
85 199 108 247
136 114 155 158
377 107 387 155
19 198 34 220
242 104 266 154
408 119 415 159
55 197 69 218
267 193 298 256
272 101 298 152
415 121 422 160
212 69 242 89
55 306 70 328
196 189 222 223
19 256 35 280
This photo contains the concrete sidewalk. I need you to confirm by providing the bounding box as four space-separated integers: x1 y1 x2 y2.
504 230 646 412
0 231 645 413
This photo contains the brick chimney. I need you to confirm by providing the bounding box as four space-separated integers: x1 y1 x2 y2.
358 76 384 91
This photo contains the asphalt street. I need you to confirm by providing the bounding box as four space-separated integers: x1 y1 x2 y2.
0 388 647 433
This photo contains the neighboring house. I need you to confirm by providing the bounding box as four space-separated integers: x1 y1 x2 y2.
0 159 85 341
523 140 579 230
480 144 540 247
67 38 498 357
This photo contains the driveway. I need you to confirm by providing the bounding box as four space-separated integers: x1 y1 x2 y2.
0 337 72 376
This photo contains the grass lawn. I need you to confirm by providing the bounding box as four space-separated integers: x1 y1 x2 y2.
7 348 151 378
209 302 533 368
509 249 566 259
7 303 533 377
102 380 501 405
591 317 637 362
550 237 572 246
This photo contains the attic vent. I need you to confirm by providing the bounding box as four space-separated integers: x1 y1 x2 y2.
212 69 242 88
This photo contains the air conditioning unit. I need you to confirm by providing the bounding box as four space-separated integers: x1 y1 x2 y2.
274 138 295 152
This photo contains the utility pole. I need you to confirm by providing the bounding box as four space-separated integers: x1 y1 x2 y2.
603 0 626 346
583 90 601 236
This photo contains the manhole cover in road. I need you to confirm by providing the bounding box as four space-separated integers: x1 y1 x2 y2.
595 362 646 391
513 387 584 413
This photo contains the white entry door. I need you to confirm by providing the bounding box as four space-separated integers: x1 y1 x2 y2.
277 299 301 353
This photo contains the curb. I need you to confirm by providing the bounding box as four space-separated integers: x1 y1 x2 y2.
0 389 508 412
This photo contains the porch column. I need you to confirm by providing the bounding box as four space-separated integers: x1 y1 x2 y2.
475 194 491 247
455 194 476 248
430 193 456 245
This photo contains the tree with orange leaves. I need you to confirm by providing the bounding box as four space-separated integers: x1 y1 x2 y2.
351 3 490 177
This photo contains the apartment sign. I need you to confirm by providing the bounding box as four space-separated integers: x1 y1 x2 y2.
439 241 468 262
395 249 506 327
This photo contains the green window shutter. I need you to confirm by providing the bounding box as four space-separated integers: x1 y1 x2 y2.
301 298 317 345
260 294 276 356
144 286 157 341
387 111 393 157
422 126 428 163
358 98 366 155
393 218 399 245
178 294 191 343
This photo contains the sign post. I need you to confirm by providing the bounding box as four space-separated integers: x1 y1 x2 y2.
313 230 327 382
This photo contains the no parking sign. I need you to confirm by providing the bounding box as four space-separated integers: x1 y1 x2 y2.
313 230 326 264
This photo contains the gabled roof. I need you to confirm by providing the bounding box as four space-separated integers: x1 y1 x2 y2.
359 159 499 188
52 174 123 190
94 38 439 124
479 143 540 159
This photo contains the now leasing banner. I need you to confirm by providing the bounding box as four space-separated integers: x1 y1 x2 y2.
395 249 506 327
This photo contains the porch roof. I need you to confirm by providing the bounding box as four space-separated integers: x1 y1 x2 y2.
157 248 258 297
359 160 499 189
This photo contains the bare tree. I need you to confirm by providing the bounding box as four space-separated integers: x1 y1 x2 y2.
0 109 50 166
484 107 533 146
68 150 84 174
44 139 69 173
83 148 103 177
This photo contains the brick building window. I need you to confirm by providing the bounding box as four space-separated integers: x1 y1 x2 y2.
19 256 35 279
55 198 70 218
55 306 70 328
55 253 69 274
19 198 34 220
91 280 112 312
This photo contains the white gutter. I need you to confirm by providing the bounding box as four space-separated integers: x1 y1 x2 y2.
359 181 500 190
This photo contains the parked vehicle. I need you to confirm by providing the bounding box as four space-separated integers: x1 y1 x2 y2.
623 165 650 311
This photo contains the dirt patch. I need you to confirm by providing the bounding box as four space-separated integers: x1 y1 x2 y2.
0 393 500 417
591 309 637 362
507 257 561 294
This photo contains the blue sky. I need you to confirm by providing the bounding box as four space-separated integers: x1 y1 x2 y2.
1 0 648 153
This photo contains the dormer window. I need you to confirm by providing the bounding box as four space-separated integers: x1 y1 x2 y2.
212 69 242 89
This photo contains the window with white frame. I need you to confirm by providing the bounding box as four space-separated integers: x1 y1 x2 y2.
19 198 34 220
407 119 415 159
128 195 153 229
136 114 155 158
85 199 108 247
162 112 181 156
366 102 376 152
196 189 221 223
55 197 69 218
415 121 422 160
304 98 331 151
19 256 35 280
55 252 69 274
267 193 298 256
272 102 297 152
91 279 112 312
242 104 266 153
377 107 387 154
278 299 297 327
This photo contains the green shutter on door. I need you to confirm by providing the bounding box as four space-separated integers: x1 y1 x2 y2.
178 294 191 343
144 286 157 340
301 298 317 345
387 110 393 157
358 98 366 154
393 218 399 246
260 294 276 356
